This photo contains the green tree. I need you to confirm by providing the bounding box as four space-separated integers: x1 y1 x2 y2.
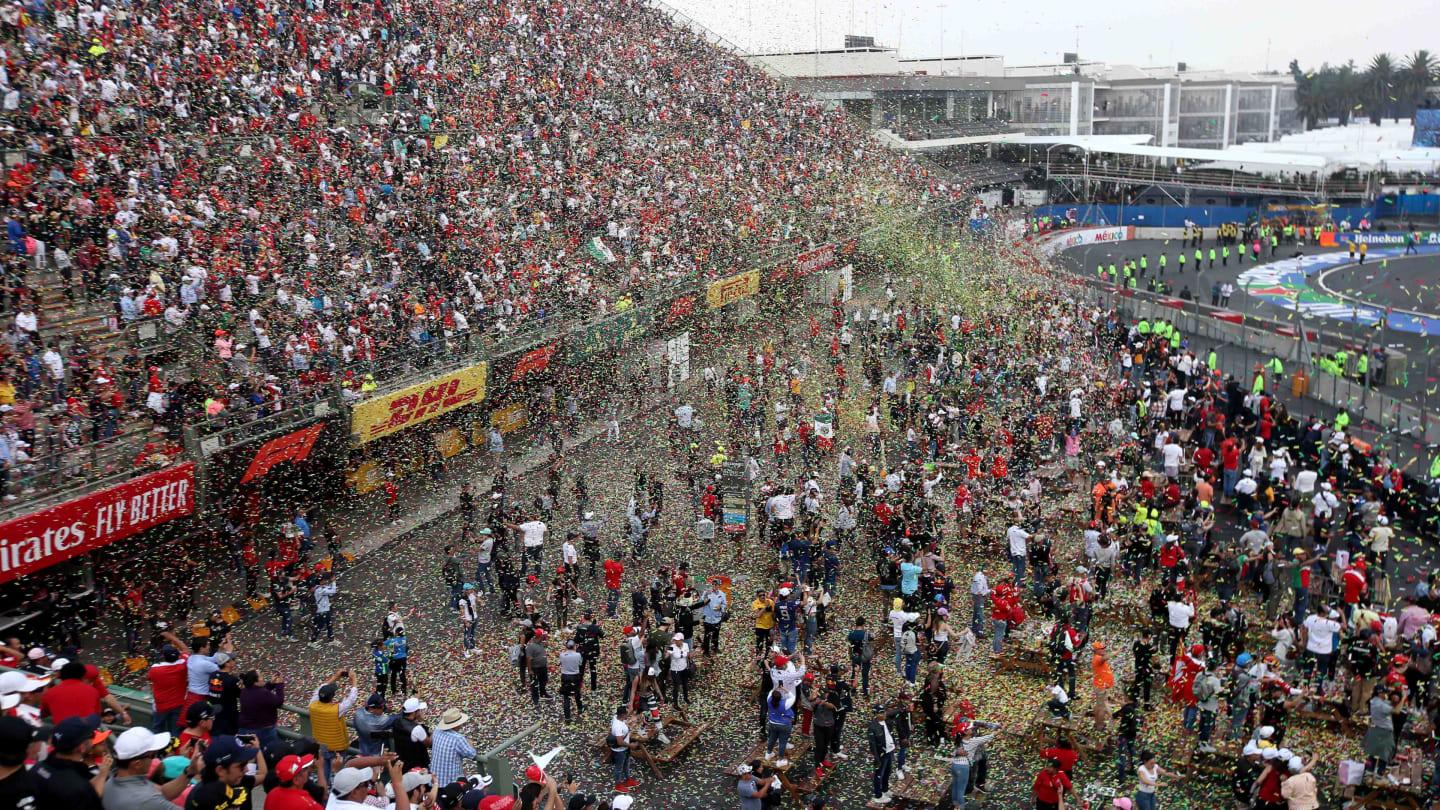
1363 52 1395 124
1400 50 1437 117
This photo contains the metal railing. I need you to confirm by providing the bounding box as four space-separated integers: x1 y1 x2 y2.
0 422 170 522
1074 275 1438 466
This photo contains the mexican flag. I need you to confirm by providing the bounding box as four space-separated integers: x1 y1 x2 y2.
584 236 616 264
814 411 835 440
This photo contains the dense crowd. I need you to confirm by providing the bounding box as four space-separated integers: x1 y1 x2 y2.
0 0 969 504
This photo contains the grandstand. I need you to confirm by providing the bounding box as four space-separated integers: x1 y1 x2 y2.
0 0 961 516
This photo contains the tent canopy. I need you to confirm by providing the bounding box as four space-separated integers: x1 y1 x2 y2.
880 130 1334 173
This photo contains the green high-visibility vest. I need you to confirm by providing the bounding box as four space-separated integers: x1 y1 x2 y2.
1195 250 1202 262
1207 349 1218 369
1430 455 1440 479
1271 235 1279 246
1356 354 1369 374
1223 246 1230 258
1335 412 1350 431
1110 264 1117 277
1266 357 1283 376
1140 256 1148 270
1170 332 1180 349
1160 254 1168 267
1253 373 1265 393
1209 249 1217 260
1098 265 1105 278
1137 320 1151 335
1129 276 1138 289
1178 253 1186 265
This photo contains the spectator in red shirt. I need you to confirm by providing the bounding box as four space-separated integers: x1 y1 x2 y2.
147 644 191 735
1032 759 1072 810
1220 436 1241 497
603 558 624 619
1040 739 1080 775
40 662 105 724
1193 445 1215 474
179 702 216 748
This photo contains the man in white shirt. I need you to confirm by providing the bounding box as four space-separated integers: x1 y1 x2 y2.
1161 438 1184 478
969 571 989 637
506 518 548 577
13 306 37 335
1301 609 1342 687
673 403 695 430
609 708 636 791
1006 525 1030 587
1165 597 1196 660
1293 468 1318 497
667 633 691 704
1311 483 1338 524
1165 388 1187 420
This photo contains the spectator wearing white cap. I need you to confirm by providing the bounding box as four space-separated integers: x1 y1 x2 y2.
1279 755 1318 810
329 759 409 810
1367 516 1394 570
104 728 200 810
0 670 49 726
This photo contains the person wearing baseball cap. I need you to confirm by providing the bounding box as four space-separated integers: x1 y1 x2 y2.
34 715 111 810
181 701 216 748
263 754 322 810
330 757 409 810
0 716 42 801
516 765 558 810
434 781 469 810
0 670 49 721
187 735 266 810
104 728 200 810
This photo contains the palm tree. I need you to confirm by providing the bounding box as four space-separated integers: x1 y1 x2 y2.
1291 59 1326 130
1334 61 1361 125
1400 50 1437 117
1364 53 1395 123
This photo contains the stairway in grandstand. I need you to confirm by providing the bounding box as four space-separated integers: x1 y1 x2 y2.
24 259 128 357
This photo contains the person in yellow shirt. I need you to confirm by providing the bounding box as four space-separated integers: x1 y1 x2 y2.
0 374 14 406
752 590 776 653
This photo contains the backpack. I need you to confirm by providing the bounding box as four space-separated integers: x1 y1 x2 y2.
1195 674 1219 702
853 630 875 663
620 640 637 667
1048 625 1073 661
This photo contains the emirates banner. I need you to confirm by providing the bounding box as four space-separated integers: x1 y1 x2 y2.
0 464 196 584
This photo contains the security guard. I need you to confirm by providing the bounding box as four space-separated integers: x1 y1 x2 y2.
1158 253 1167 276
1356 351 1370 386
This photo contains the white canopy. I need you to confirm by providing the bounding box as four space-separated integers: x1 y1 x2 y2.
879 130 1334 173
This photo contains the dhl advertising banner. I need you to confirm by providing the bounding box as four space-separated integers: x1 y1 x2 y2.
351 362 488 444
706 269 760 309
0 464 196 584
